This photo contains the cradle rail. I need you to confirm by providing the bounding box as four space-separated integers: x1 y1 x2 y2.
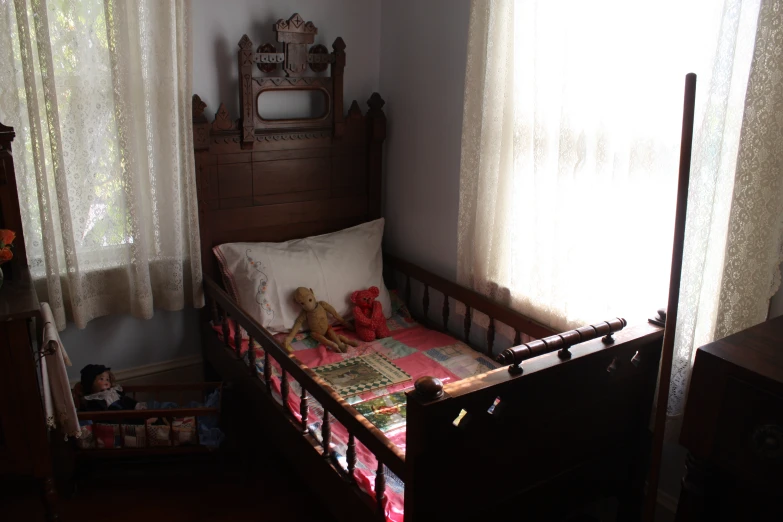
203 274 406 487
384 254 557 354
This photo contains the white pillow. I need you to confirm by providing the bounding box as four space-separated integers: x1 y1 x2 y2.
213 219 392 333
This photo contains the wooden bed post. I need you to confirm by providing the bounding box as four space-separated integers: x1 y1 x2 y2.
238 34 255 145
366 92 386 220
332 37 346 139
642 73 697 522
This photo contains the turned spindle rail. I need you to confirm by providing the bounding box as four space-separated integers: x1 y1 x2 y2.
496 317 628 374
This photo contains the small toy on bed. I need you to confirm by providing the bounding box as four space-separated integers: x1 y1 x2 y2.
75 364 140 412
283 287 359 353
351 286 391 342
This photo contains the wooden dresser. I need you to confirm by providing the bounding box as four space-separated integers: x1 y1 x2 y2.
676 315 783 522
0 122 57 519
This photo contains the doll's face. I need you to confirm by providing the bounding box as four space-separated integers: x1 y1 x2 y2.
93 371 112 393
294 287 318 312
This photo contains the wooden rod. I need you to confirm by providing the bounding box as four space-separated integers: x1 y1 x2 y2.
375 460 386 519
347 432 357 482
487 317 496 356
322 411 332 457
263 348 271 393
300 387 309 434
642 72 696 522
247 335 256 375
496 317 627 368
280 369 289 413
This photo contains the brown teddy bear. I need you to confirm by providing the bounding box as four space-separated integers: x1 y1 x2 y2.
282 287 359 353
351 286 390 342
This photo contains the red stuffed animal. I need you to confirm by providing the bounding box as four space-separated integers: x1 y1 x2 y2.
351 286 390 342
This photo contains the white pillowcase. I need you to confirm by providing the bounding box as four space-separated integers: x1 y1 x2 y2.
213 218 392 333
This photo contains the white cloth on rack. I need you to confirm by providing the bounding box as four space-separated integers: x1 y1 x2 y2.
40 302 80 438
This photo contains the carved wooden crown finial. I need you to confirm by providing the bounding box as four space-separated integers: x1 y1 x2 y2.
238 34 253 50
211 103 235 132
332 37 346 52
275 13 317 39
192 94 207 122
347 100 363 119
367 92 385 116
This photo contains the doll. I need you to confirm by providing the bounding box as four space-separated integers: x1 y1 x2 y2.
77 364 140 412
282 287 360 353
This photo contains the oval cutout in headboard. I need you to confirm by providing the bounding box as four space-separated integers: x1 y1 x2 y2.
257 89 329 121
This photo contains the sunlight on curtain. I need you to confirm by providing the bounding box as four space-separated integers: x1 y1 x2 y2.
458 0 760 333
0 0 203 329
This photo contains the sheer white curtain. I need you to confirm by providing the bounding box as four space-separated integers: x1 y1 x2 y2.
458 0 783 425
0 0 203 330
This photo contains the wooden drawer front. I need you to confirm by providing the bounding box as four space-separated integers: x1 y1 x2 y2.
713 376 783 488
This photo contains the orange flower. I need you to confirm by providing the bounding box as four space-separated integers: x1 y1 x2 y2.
0 248 13 262
0 229 14 248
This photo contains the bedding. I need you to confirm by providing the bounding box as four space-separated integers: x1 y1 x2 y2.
213 218 392 333
214 293 499 522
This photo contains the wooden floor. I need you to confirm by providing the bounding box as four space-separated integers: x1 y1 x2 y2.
0 452 336 522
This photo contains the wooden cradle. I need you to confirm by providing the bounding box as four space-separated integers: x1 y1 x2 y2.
193 14 666 522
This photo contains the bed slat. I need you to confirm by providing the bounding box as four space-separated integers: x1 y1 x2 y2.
322 411 332 457
487 317 495 356
233 319 242 357
375 460 386 519
210 298 219 324
264 348 271 393
247 335 255 375
423 284 429 319
300 387 309 434
221 312 230 349
281 370 289 413
347 432 356 483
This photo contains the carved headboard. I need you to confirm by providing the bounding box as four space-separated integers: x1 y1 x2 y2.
193 13 386 279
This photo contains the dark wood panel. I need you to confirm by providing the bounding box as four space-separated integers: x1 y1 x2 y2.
217 152 252 165
252 189 331 206
219 197 254 209
217 163 252 199
252 148 331 163
252 158 330 196
210 196 367 234
331 152 365 189
208 217 365 247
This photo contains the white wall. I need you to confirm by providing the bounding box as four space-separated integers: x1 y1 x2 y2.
192 0 381 120
379 0 471 279
62 309 201 380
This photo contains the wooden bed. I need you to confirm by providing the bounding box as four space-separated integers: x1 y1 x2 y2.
193 14 666 522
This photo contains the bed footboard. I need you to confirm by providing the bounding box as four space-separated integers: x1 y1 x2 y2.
403 321 664 522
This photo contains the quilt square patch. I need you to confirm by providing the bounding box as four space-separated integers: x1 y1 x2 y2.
353 392 407 433
424 343 499 379
314 353 411 397
372 337 418 360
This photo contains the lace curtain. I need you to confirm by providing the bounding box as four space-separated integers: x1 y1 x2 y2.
458 0 782 427
669 0 783 429
0 0 203 330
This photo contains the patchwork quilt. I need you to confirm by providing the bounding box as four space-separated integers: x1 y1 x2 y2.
215 293 499 522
